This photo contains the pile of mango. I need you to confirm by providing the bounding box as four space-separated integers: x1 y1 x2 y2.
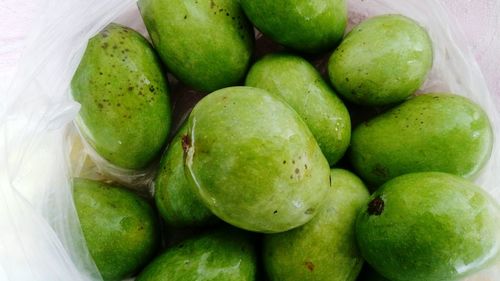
70 0 500 280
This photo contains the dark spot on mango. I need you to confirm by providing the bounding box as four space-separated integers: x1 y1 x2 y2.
273 210 278 214
367 196 384 216
373 164 388 178
305 208 315 215
101 42 109 49
305 261 315 272
182 135 191 153
295 168 300 174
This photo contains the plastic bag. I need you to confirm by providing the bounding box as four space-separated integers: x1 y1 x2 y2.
0 0 498 280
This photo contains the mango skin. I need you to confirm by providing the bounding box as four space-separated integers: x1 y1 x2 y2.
263 169 370 281
71 23 171 170
154 124 217 227
136 228 257 281
245 53 351 165
241 0 347 54
356 172 500 281
184 87 330 233
138 0 254 92
350 93 493 187
328 15 433 106
73 178 160 281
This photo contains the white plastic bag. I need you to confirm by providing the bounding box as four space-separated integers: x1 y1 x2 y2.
0 0 498 280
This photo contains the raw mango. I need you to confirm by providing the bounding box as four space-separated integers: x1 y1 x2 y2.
73 178 160 281
264 169 370 281
350 93 493 187
71 23 171 170
155 124 217 227
245 53 351 165
241 0 347 53
138 0 254 92
136 228 257 281
184 87 330 233
328 15 433 106
356 172 500 281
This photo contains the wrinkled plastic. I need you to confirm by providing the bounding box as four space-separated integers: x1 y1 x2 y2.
0 0 498 280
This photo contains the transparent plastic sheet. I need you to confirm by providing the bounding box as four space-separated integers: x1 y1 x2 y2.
0 0 136 280
0 0 499 281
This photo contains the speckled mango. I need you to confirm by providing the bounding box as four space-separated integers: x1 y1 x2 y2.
245 53 351 165
73 178 160 281
356 172 500 281
350 93 493 187
328 15 433 106
241 0 347 53
71 23 171 170
154 124 217 227
136 228 257 281
264 169 370 281
184 87 330 233
138 0 254 92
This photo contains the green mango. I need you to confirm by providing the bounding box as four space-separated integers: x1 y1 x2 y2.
71 23 171 170
241 0 347 53
350 93 493 187
138 0 254 92
154 124 217 227
356 172 500 281
328 15 433 106
136 228 257 281
245 53 351 165
263 169 369 281
184 86 330 233
73 178 160 281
